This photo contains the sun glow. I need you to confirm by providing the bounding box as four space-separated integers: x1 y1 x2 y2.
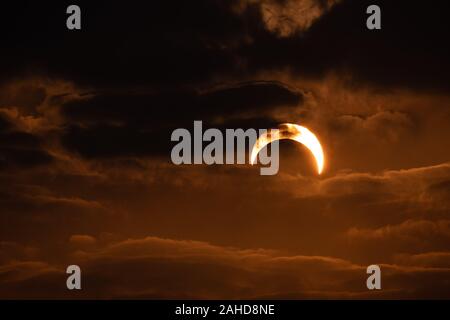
251 123 325 174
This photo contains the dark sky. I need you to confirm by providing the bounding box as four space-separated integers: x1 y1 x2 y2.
1 0 450 298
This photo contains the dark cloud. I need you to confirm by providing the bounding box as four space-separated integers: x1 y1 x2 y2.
0 0 249 87
60 81 302 158
1 235 449 299
2 1 450 90
241 0 450 90
0 114 12 132
62 81 301 124
0 114 53 169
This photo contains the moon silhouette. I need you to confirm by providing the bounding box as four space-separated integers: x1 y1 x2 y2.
250 123 325 174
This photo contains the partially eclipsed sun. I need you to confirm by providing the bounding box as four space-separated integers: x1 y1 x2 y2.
251 123 325 174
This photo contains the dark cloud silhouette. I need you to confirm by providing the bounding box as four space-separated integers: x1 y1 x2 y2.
1 235 450 299
60 81 301 158
0 114 53 169
1 1 450 90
